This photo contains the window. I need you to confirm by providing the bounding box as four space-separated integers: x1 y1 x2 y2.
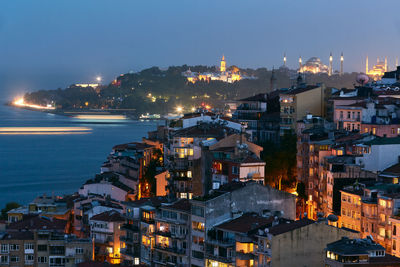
9 244 19 251
372 128 376 135
1 244 8 253
0 256 8 264
187 171 192 178
340 111 343 119
134 257 140 265
347 111 351 119
25 254 34 262
379 228 386 237
76 247 84 254
50 257 65 265
394 240 397 251
379 199 387 208
394 225 397 236
38 244 47 251
10 256 19 263
38 256 47 263
24 243 34 250
232 166 238 174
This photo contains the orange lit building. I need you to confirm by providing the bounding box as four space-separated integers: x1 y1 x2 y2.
182 55 247 84
366 56 388 81
89 210 125 264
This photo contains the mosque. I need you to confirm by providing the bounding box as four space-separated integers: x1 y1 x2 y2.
182 55 246 84
365 56 388 81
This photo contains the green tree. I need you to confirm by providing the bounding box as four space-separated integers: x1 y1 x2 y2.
1 202 20 220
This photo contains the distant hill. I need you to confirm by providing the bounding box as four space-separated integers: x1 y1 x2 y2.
23 65 360 114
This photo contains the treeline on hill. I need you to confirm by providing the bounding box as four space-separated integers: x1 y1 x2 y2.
24 65 360 114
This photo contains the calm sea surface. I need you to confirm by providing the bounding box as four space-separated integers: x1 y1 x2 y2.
0 105 160 206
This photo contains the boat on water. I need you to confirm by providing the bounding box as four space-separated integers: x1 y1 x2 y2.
139 113 161 119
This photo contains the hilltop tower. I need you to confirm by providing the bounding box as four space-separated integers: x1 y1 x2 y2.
328 52 333 76
396 57 399 68
366 56 369 74
340 52 344 76
283 53 287 67
220 55 226 72
299 56 302 72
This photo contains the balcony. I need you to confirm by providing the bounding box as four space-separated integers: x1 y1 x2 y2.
206 238 235 247
236 250 256 260
156 230 187 239
120 248 140 258
205 253 235 264
154 244 186 255
121 223 139 232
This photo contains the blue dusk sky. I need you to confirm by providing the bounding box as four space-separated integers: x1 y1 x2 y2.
1 0 400 98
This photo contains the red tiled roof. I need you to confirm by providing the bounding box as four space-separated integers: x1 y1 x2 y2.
1 231 34 240
268 218 314 236
8 216 67 232
215 213 274 234
90 210 125 222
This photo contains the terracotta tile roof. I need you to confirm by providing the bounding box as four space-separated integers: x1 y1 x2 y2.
0 231 34 240
8 216 67 232
90 210 125 222
382 163 400 176
268 218 314 236
215 213 274 234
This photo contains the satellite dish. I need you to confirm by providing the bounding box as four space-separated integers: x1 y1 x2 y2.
356 74 369 86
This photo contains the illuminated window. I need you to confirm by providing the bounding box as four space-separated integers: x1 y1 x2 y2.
134 258 139 265
379 199 387 208
372 128 376 135
379 228 386 237
187 171 192 178
337 150 343 156
365 128 369 133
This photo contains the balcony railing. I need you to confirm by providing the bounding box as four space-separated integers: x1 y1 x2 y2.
154 244 186 255
206 238 235 247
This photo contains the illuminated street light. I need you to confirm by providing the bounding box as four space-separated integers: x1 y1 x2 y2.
176 106 183 113
96 76 102 83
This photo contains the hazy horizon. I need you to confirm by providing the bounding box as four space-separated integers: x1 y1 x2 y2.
1 0 400 99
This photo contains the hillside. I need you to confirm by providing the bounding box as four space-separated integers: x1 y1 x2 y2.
23 65 360 114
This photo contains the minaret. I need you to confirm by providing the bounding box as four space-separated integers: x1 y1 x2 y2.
220 54 226 72
385 56 388 71
396 57 398 67
299 56 302 72
270 67 277 91
366 56 369 74
283 53 287 67
328 52 333 76
340 52 344 76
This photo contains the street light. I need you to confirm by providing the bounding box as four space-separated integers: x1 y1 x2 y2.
96 76 102 83
176 106 183 113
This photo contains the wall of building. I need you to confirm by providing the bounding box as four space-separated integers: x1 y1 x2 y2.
79 183 128 202
295 87 323 121
356 144 400 172
271 222 359 267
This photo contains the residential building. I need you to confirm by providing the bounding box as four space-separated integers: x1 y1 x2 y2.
0 230 93 267
153 199 191 267
325 237 400 266
89 210 125 264
279 84 326 134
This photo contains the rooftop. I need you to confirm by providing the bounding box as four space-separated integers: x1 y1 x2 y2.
8 215 67 232
280 85 320 95
161 199 191 212
326 237 384 255
215 213 274 234
90 210 125 222
268 218 315 236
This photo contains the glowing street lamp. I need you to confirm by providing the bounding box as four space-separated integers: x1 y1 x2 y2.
176 106 183 113
96 76 102 83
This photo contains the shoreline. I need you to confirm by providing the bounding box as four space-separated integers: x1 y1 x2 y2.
4 102 166 121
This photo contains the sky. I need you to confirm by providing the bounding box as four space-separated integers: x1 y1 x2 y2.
1 0 400 99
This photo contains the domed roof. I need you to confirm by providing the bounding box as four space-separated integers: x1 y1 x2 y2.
306 57 321 63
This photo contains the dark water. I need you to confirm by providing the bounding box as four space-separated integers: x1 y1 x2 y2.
0 105 160 206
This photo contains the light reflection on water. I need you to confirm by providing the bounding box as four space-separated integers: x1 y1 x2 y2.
0 105 162 204
0 126 92 135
